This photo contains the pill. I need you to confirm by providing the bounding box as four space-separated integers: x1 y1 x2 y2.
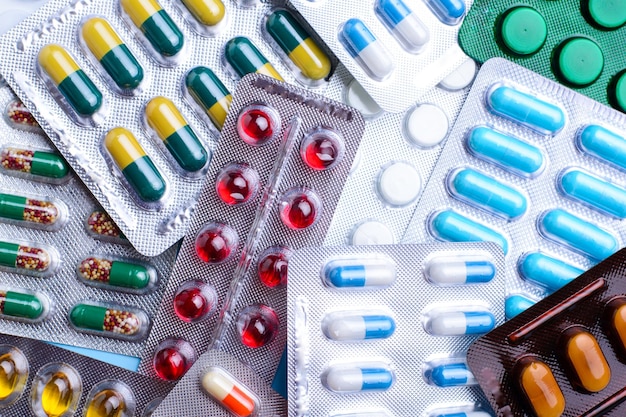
424 0 466 25
5 99 41 131
38 44 103 117
104 127 167 203
185 66 232 130
560 170 626 218
300 127 345 171
86 389 128 417
69 303 143 337
403 103 449 148
0 193 63 227
430 210 509 254
539 209 618 261
585 0 626 29
257 246 291 288
40 372 77 417
518 360 565 417
78 257 153 290
202 368 256 417
343 79 383 120
152 338 197 380
428 363 476 387
340 18 394 81
377 161 421 207
432 412 491 417
350 220 395 245
519 252 583 293
374 0 429 53
323 258 396 288
578 124 626 171
266 9 331 81
237 304 279 348
427 311 495 336
498 6 547 56
145 97 207 173
195 222 238 264
224 37 284 81
553 37 603 87
279 187 322 230
323 313 396 341
0 241 51 273
0 348 27 403
81 17 144 90
505 294 536 320
181 0 226 27
438 59 477 91
0 147 69 181
173 280 217 322
0 289 45 320
237 104 280 146
426 257 495 285
466 126 544 177
324 365 394 392
215 163 260 206
120 0 184 58
487 85 565 135
561 329 610 392
86 210 126 242
611 70 626 112
610 301 626 354
448 168 527 219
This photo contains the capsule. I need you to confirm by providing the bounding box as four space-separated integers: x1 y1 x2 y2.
69 303 144 338
0 289 45 321
81 17 144 91
340 19 394 81
425 0 466 25
466 127 544 177
120 0 184 58
448 168 527 219
539 209 618 261
519 252 583 292
266 9 331 81
38 44 103 117
432 412 491 417
78 256 153 290
0 193 63 228
185 66 232 130
322 313 396 341
323 258 396 288
323 364 394 392
610 301 626 354
505 294 536 319
487 85 565 135
428 363 476 387
0 147 69 181
223 37 284 81
181 0 226 28
86 389 129 417
5 99 41 131
374 0 429 53
104 127 167 203
560 169 626 218
0 348 28 404
40 372 78 417
0 241 51 273
426 257 495 285
145 97 207 173
86 210 126 241
518 360 565 417
430 210 509 254
578 125 626 171
201 368 257 417
561 329 610 392
426 311 495 336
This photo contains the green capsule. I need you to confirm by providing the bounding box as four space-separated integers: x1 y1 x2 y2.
0 289 45 320
224 37 284 81
78 256 152 289
185 66 232 130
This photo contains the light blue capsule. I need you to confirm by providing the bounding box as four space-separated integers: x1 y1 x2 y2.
539 209 618 261
519 252 583 292
324 365 394 392
323 258 396 288
374 0 429 53
341 19 394 80
430 210 509 254
428 362 475 387
487 85 566 135
466 126 544 177
578 125 626 171
424 0 466 25
505 294 536 319
432 412 492 417
323 313 396 341
448 168 527 219
560 169 626 218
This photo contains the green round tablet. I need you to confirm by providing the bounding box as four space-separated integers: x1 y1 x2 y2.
500 7 547 56
587 0 626 29
612 71 626 111
555 38 604 86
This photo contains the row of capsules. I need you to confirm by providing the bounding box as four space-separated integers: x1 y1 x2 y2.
0 85 177 356
0 333 172 417
291 0 472 112
287 243 505 417
403 57 626 319
0 0 337 256
468 248 626 417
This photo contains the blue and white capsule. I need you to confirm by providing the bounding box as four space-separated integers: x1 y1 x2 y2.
578 125 626 171
426 310 495 336
560 169 626 218
505 294 536 319
323 258 396 288
340 18 394 81
323 364 394 393
425 0 466 25
374 0 429 53
519 252 583 292
427 362 476 387
430 210 509 254
432 412 492 417
322 312 396 341
425 256 495 285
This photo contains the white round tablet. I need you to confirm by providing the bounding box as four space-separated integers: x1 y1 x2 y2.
377 162 421 207
350 220 395 245
403 104 449 148
343 79 383 120
438 59 477 91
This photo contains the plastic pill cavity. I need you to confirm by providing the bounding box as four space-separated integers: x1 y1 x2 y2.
498 7 547 56
577 124 626 171
0 287 48 322
559 169 626 218
0 240 57 276
322 310 395 341
553 37 603 87
194 222 239 264
559 328 610 393
0 346 28 407
340 19 394 81
215 163 260 206
237 303 279 348
518 252 582 293
85 380 135 417
322 362 394 393
236 104 280 146
504 294 536 320
173 280 217 323
425 309 495 336
403 103 449 148
86 210 126 242
202 367 258 417
5 99 41 132
516 359 565 417
300 127 345 171
77 256 155 291
0 146 69 183
152 338 197 381
223 36 284 81
425 256 495 285
180 0 226 34
424 0 466 26
430 210 509 254
31 363 82 417
343 79 383 120
323 257 396 288
279 187 322 230
377 161 421 207
257 245 292 288
69 302 148 341
184 66 232 131
438 59 477 91
374 0 429 54
0 193 67 231
426 361 476 387
350 220 395 246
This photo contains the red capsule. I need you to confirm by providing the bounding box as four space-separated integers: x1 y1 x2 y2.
236 105 280 146
237 304 279 348
215 163 260 206
279 187 322 230
173 280 217 323
152 338 197 381
300 128 345 170
257 246 292 288
195 222 238 264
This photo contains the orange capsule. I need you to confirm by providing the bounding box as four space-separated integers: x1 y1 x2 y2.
201 367 256 417
562 329 610 392
518 359 565 417
610 301 626 354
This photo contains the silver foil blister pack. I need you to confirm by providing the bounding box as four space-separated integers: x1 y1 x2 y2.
0 0 338 256
287 242 505 417
403 57 626 320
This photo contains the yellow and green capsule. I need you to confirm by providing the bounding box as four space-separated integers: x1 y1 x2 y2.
81 17 144 91
224 37 284 81
266 9 331 82
145 97 208 173
185 66 231 130
120 0 184 58
181 0 226 27
38 44 103 117
103 127 166 203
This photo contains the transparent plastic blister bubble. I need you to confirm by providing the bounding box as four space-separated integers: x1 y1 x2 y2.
138 73 364 382
402 57 626 320
291 0 474 112
0 333 172 416
151 350 286 417
287 242 505 417
0 0 338 256
0 85 176 357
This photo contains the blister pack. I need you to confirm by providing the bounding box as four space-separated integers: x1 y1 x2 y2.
137 73 364 383
0 0 338 256
468 248 626 417
403 57 626 320
0 85 177 357
459 0 626 112
287 242 505 417
0 333 172 417
290 0 473 112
